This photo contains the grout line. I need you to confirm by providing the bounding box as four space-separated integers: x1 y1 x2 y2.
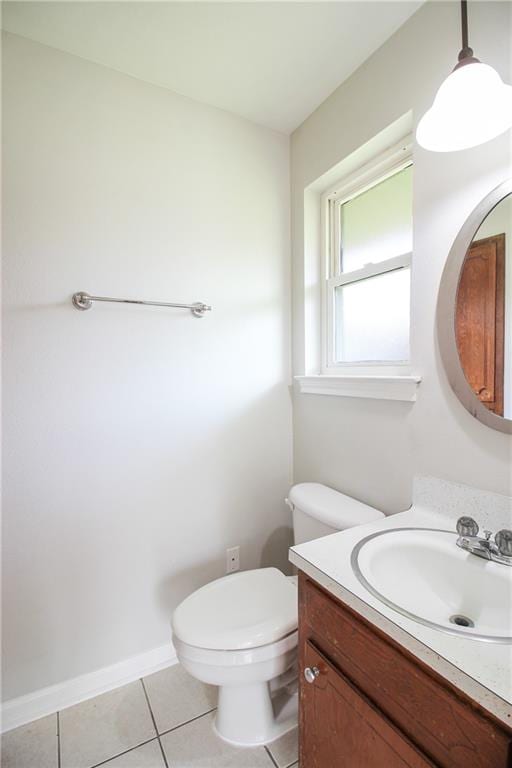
56 711 61 768
140 678 159 738
158 707 217 738
265 745 279 768
140 679 169 768
90 736 160 768
156 737 169 768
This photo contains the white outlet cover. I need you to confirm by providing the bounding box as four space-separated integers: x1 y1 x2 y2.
226 546 240 573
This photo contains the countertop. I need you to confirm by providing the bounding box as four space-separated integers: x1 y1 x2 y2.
289 480 512 729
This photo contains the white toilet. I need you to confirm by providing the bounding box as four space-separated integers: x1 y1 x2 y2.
171 482 384 747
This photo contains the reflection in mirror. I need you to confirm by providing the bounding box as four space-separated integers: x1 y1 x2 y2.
455 193 511 418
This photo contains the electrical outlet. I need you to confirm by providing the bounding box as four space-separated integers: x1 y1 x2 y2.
226 546 240 573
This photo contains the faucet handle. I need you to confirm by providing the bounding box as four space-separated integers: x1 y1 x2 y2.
495 530 512 557
456 516 479 537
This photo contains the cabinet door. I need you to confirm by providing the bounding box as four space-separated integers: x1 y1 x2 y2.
300 641 437 768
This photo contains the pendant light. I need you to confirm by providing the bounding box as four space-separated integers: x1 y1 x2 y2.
416 0 512 152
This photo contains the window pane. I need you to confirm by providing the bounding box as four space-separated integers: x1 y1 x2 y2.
335 268 410 362
339 165 412 273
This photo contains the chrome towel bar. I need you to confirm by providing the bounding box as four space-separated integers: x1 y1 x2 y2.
72 292 212 317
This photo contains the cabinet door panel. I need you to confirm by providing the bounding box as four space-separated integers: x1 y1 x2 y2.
301 641 436 768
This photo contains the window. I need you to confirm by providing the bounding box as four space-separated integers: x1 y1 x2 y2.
323 145 412 372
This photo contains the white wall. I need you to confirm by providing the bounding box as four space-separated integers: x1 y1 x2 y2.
291 0 512 512
2 32 292 701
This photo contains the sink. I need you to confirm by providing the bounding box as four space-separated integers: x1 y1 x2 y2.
351 528 512 643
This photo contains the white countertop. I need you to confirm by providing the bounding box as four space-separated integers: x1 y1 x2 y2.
289 493 512 729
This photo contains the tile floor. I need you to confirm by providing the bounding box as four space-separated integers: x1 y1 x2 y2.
1 665 299 768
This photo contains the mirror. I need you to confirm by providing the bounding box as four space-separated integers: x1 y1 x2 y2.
438 179 512 434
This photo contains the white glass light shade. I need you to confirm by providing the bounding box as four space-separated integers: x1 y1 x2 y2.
416 62 512 152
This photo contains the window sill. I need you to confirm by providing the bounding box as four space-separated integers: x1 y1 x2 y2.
294 374 421 402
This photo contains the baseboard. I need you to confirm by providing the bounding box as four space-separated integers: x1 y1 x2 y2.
1 643 178 733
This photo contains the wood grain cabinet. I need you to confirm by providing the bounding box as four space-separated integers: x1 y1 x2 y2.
298 573 512 768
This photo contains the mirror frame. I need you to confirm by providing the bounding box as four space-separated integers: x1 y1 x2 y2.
437 178 512 435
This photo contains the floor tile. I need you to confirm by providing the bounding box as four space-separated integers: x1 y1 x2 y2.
267 727 299 768
99 739 166 767
59 680 156 768
161 712 274 767
1 714 58 768
143 664 216 734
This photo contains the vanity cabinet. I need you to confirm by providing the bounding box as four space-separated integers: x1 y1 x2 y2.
298 573 512 768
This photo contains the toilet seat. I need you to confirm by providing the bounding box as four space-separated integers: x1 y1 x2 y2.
173 630 298 670
172 567 297 651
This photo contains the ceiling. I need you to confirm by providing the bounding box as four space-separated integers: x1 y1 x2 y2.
2 1 422 134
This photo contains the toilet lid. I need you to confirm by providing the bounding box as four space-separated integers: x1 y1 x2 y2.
171 568 298 651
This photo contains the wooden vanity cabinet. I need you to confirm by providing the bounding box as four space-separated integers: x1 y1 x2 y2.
298 573 512 768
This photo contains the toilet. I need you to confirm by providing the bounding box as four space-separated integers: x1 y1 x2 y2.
171 482 384 747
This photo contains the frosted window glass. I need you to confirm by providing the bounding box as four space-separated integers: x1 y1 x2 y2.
340 165 412 273
335 268 410 362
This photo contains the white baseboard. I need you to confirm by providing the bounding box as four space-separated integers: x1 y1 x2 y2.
1 643 178 733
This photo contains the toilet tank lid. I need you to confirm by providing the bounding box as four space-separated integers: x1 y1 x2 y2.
288 482 384 529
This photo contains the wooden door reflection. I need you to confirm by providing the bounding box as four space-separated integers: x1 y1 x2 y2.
455 234 505 416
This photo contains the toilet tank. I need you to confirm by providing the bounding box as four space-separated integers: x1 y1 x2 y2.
287 483 385 545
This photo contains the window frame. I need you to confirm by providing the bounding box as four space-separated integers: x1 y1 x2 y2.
321 138 413 375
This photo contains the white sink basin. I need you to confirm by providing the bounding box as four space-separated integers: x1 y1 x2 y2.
351 528 512 642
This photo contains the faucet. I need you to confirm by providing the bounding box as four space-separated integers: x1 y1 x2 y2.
456 517 512 566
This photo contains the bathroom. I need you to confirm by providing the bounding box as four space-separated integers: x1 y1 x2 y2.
1 0 511 766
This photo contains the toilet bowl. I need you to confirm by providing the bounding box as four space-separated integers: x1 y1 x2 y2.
171 483 384 747
172 567 298 746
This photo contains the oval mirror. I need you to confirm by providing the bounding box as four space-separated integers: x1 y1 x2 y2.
438 179 512 434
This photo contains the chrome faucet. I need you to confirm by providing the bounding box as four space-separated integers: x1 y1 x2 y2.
456 517 512 566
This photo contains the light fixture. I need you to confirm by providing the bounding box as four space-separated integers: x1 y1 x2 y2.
416 0 512 152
